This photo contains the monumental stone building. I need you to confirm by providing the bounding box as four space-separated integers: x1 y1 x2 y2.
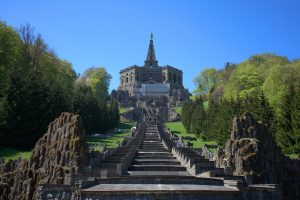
112 33 190 108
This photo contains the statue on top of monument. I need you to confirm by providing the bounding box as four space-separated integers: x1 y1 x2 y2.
150 32 153 40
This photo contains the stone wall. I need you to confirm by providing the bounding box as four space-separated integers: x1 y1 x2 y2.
162 65 183 90
0 112 89 200
120 96 180 122
218 113 300 200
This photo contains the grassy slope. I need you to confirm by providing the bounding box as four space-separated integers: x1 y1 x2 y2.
0 148 31 161
85 121 135 150
174 107 182 114
173 105 299 158
119 107 128 114
1 121 134 161
165 121 217 153
287 153 299 159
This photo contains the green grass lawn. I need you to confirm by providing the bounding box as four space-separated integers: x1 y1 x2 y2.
174 107 182 114
119 107 128 114
287 153 299 159
85 121 135 150
0 148 31 162
165 121 217 152
203 101 209 110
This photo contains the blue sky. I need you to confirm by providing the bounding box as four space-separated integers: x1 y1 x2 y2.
1 0 300 92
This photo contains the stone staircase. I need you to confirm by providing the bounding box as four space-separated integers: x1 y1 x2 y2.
34 120 282 200
79 122 243 200
128 123 191 176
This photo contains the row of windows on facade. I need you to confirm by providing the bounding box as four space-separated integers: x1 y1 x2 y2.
121 73 182 84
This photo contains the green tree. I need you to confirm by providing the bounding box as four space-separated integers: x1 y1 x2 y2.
110 99 120 129
181 102 195 133
224 64 264 99
81 67 112 100
275 84 295 153
204 99 236 145
0 21 77 149
193 68 218 99
0 69 58 149
0 22 23 102
190 97 206 136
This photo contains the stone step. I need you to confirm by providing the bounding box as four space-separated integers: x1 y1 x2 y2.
127 171 192 176
195 161 215 168
141 142 162 145
93 175 225 185
142 139 161 141
139 145 165 148
137 148 169 152
140 145 164 147
142 141 161 143
140 144 164 147
135 155 177 159
82 183 239 193
133 159 181 165
136 153 173 157
137 151 172 155
192 157 206 160
129 165 186 171
139 146 165 149
196 167 218 174
142 142 161 144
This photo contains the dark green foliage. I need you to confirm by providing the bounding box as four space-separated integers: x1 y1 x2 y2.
276 84 300 154
72 80 119 135
204 99 237 145
183 91 277 146
194 53 300 154
0 69 67 149
190 97 206 136
181 102 195 133
110 99 120 129
73 83 101 134
0 21 120 150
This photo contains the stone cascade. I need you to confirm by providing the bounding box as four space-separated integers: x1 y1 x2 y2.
154 123 224 177
80 122 242 200
96 122 146 178
218 112 300 200
127 123 190 176
78 119 284 200
0 112 89 200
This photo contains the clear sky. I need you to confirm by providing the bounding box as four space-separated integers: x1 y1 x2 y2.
1 0 300 92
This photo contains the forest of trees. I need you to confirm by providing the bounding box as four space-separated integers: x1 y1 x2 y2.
0 21 119 150
182 54 300 155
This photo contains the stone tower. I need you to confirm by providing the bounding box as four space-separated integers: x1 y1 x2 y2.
144 32 158 68
115 33 190 107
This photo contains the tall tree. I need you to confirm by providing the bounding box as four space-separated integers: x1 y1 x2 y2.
193 68 218 100
0 69 56 149
181 102 195 133
190 97 206 136
81 67 112 100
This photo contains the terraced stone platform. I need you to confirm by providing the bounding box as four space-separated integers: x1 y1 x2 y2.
80 122 243 200
128 124 191 176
